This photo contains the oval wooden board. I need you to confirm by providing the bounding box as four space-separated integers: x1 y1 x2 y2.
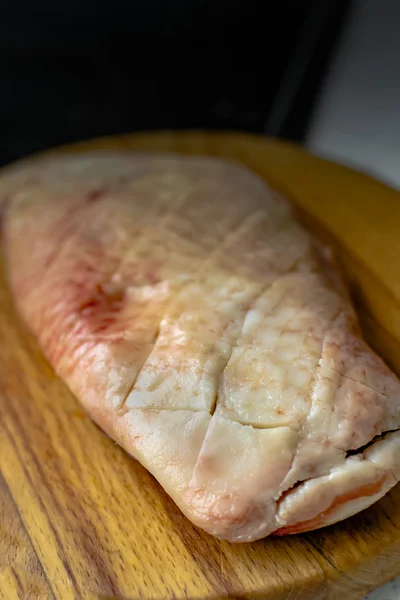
1 131 400 600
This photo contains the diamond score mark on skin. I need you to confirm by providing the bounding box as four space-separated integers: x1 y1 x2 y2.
116 204 310 420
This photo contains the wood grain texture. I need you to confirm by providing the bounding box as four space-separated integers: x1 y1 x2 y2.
1 131 400 599
0 473 53 600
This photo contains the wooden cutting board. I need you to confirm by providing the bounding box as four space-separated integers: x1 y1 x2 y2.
2 131 400 600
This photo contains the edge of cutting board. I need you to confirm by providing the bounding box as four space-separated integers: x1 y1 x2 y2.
1 130 400 600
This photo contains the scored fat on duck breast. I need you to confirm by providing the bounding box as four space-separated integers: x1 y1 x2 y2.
1 152 400 542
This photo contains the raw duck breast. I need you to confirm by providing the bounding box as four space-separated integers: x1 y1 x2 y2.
2 152 400 542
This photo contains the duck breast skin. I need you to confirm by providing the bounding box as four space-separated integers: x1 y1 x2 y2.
2 152 400 542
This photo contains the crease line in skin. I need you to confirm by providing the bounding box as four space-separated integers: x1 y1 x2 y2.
276 329 327 497
228 420 298 432
195 207 270 270
282 429 400 509
116 325 162 413
208 278 280 417
326 366 390 399
252 294 319 487
39 184 117 274
119 404 301 434
345 428 400 458
275 434 400 517
111 184 193 282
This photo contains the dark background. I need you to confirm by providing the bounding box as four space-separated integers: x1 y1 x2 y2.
1 0 350 167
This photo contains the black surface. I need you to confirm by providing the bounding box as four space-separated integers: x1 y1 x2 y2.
0 0 350 166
